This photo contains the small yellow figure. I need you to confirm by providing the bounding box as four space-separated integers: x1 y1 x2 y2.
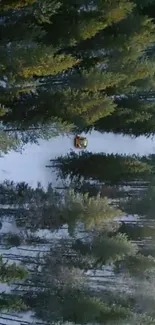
74 135 88 149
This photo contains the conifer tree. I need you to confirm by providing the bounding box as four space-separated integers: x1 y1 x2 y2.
0 181 122 233
0 293 26 312
73 232 137 267
0 256 28 313
0 255 28 283
119 170 155 217
94 96 155 136
1 180 155 325
0 42 78 83
22 221 155 325
0 89 116 128
0 130 20 155
53 151 152 184
1 0 155 141
0 0 37 11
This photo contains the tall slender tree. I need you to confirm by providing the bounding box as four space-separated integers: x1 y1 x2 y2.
53 151 152 184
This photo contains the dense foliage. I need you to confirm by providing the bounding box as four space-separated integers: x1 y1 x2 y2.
53 151 153 184
1 180 155 325
1 0 155 153
1 0 155 324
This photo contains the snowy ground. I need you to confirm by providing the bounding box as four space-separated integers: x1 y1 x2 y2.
0 131 155 188
0 131 155 324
